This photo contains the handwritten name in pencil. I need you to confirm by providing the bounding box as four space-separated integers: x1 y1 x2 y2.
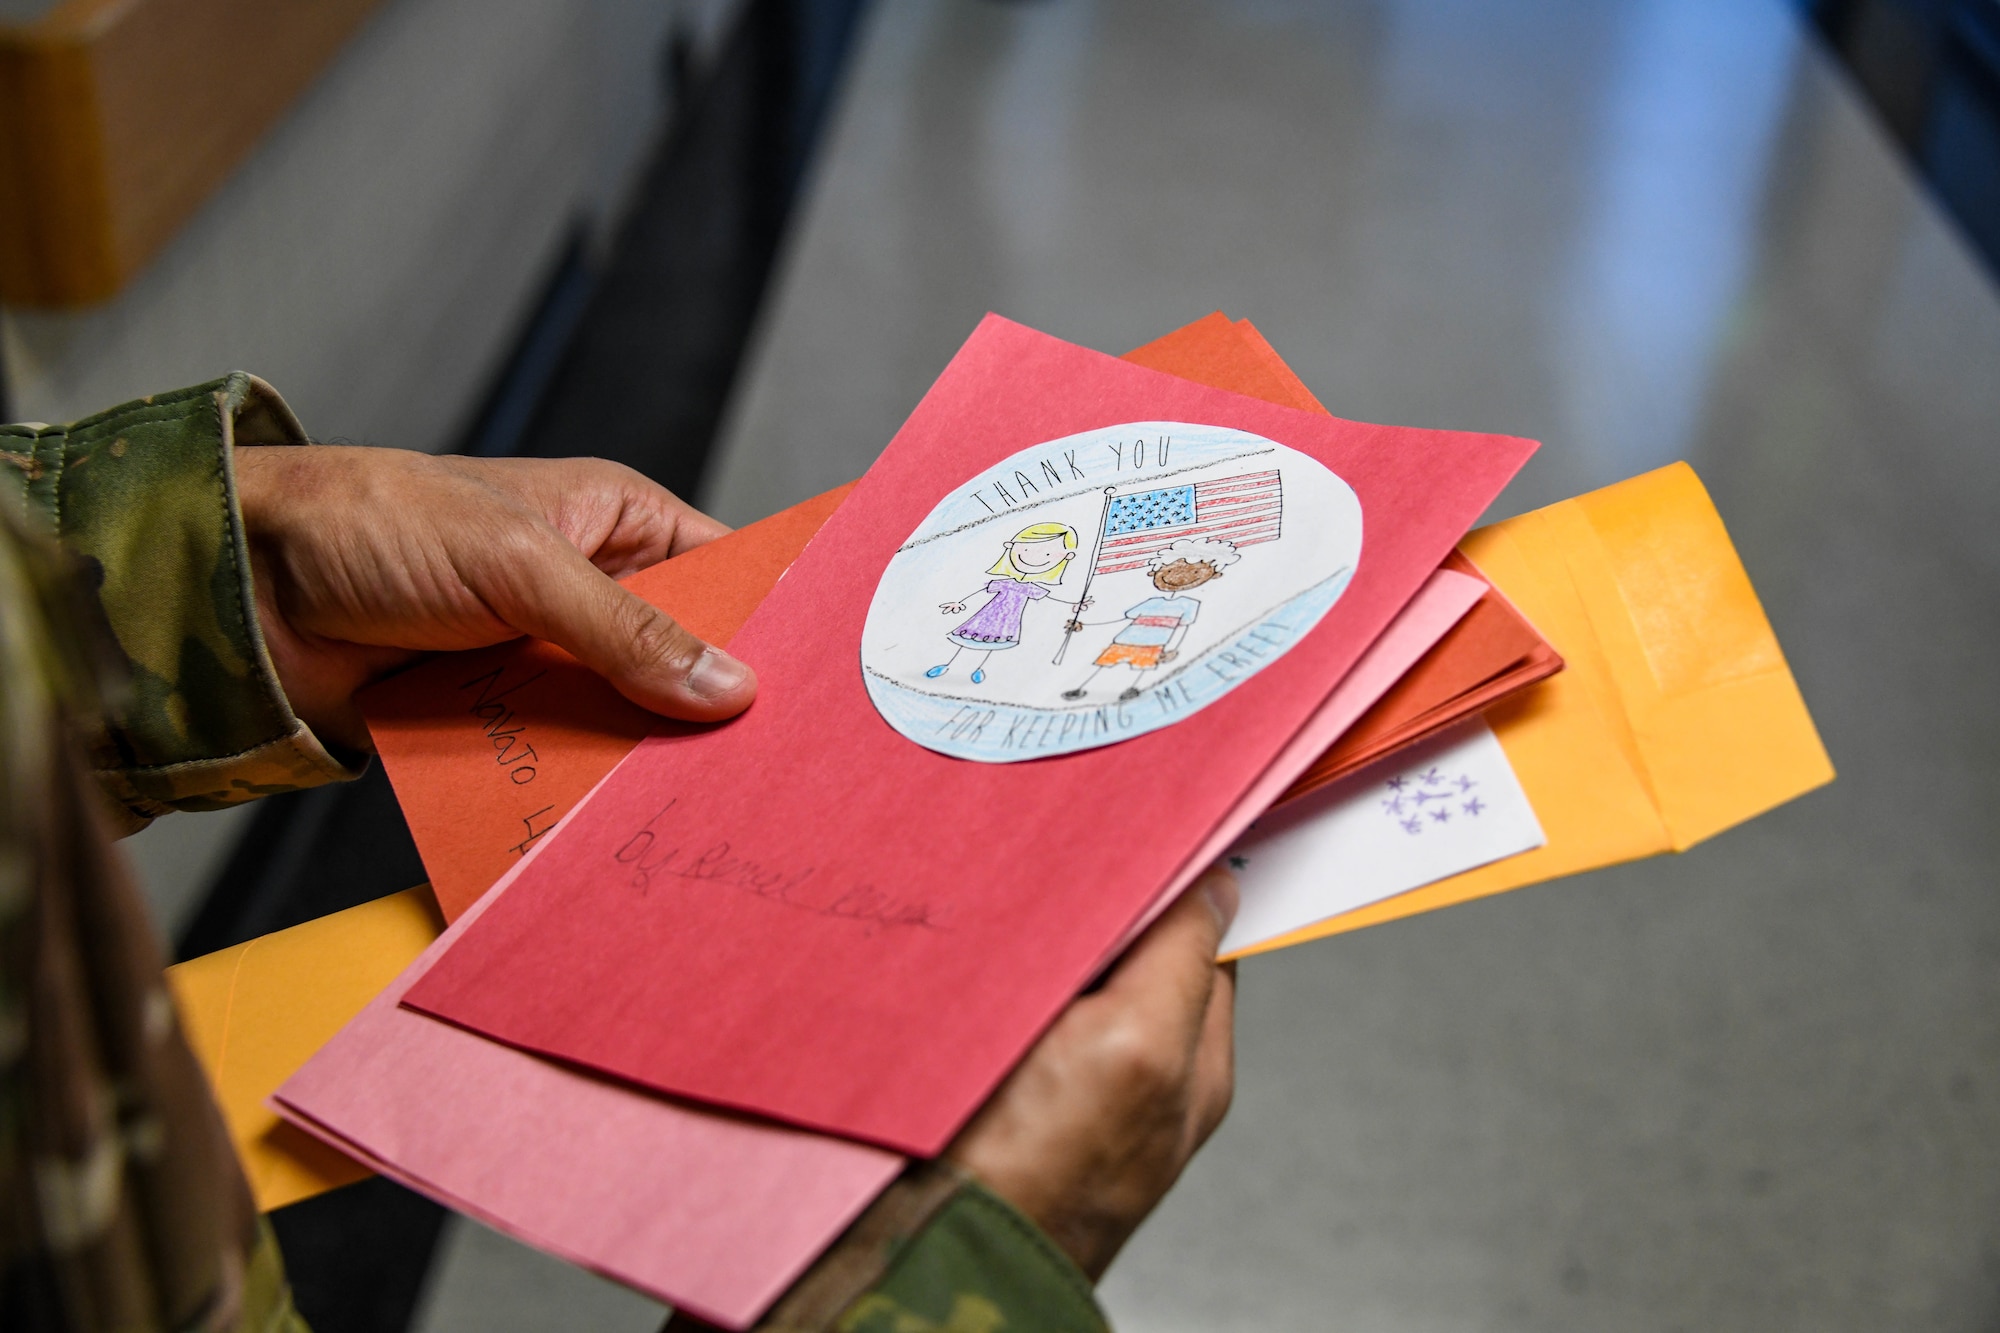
460 664 547 786
614 801 948 933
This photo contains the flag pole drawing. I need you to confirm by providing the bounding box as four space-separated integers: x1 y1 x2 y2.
1052 486 1117 666
1052 469 1286 665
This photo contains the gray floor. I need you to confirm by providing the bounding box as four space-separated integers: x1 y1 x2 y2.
409 1218 666 1333
699 1 2000 1329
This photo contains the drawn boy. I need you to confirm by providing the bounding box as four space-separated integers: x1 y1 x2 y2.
1060 537 1242 702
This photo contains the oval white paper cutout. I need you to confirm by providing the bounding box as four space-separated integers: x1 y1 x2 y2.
860 421 1362 762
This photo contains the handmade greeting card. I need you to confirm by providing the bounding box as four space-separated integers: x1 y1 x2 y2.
402 316 1537 1155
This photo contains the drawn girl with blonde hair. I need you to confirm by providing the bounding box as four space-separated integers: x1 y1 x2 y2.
927 521 1089 685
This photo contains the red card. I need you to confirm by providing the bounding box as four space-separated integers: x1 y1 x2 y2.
1288 551 1564 797
403 316 1536 1154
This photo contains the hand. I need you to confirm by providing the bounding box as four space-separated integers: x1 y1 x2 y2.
1064 620 1086 633
233 445 757 751
947 867 1238 1281
1160 649 1179 663
940 601 967 615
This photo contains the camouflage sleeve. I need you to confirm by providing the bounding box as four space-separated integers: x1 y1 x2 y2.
0 511 312 1332
0 373 360 830
677 1162 1108 1332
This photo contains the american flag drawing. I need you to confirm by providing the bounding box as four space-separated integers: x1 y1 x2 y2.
1091 470 1283 575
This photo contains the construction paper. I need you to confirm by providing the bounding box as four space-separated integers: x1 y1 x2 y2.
1221 719 1544 956
1237 460 1834 956
862 423 1363 760
402 315 1538 1156
362 483 855 921
1287 552 1564 798
1121 311 1329 414
165 887 440 1210
273 810 902 1330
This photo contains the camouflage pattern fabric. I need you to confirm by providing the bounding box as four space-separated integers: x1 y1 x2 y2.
830 1182 1106 1333
0 375 358 832
0 509 307 1331
668 1164 1107 1332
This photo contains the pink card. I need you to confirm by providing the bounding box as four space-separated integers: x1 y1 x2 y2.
404 316 1536 1155
272 797 903 1330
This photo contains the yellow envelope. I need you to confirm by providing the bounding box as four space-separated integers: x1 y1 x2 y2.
165 887 442 1211
1236 461 1834 956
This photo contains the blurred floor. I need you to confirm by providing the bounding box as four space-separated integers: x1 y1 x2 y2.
408 1219 665 1333
707 1 2000 1329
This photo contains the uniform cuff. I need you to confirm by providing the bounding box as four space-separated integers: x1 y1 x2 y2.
721 1162 1106 1333
0 373 361 828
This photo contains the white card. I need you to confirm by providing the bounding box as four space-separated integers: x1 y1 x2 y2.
1220 719 1545 956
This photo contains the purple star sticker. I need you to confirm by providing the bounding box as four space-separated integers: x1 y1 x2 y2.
1401 817 1423 835
1457 775 1477 792
1430 808 1451 824
1462 797 1485 817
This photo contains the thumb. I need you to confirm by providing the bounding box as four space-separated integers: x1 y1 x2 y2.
1095 866 1239 1043
478 525 758 722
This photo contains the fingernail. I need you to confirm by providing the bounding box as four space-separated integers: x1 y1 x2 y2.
1202 868 1240 931
686 649 751 699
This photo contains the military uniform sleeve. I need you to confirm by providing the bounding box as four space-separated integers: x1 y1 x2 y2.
675 1162 1107 1333
0 512 312 1332
0 373 360 829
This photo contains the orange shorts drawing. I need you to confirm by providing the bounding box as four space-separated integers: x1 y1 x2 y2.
1094 642 1164 669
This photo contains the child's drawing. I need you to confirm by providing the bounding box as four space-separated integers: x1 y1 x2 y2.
1061 538 1241 701
859 421 1363 763
927 522 1089 685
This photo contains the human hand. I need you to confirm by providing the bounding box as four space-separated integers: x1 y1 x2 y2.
1161 650 1179 663
1064 620 1086 633
940 601 967 615
233 445 757 751
947 866 1237 1281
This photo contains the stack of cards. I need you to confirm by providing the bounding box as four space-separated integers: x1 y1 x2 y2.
162 313 1832 1328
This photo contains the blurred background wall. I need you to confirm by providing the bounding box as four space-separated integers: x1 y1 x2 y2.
1 0 733 446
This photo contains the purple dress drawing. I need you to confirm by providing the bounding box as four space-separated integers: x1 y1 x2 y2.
947 579 1049 650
